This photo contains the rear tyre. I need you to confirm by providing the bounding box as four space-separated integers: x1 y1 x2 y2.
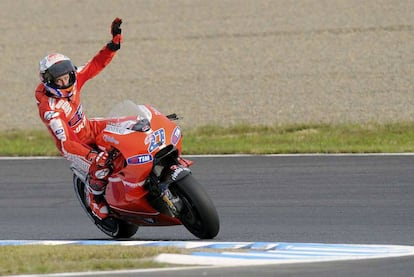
73 174 138 239
172 174 220 239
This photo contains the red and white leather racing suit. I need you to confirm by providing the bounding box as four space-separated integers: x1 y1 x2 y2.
35 45 117 172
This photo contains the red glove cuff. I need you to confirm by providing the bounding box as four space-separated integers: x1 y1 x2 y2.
112 34 123 45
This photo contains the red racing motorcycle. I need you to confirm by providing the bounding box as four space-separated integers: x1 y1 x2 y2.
71 100 219 239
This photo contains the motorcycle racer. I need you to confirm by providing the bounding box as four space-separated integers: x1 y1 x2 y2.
35 18 123 220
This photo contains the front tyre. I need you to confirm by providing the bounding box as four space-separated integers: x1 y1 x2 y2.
172 174 220 239
73 174 138 239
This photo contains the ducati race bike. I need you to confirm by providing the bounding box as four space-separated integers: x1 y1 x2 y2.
71 100 220 239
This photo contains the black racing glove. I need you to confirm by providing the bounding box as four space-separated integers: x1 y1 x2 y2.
107 17 123 51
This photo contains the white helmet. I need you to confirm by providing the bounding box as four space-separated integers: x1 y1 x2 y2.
39 53 77 98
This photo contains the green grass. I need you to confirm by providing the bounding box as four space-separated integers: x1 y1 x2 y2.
2 123 414 156
0 245 186 276
0 130 59 156
183 122 414 154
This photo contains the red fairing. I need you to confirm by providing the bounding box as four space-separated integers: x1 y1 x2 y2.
94 105 184 225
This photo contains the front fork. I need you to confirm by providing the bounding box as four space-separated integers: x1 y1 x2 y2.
160 183 182 215
145 155 193 217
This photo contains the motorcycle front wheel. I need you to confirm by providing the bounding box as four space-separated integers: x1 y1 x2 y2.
73 174 139 239
172 174 220 239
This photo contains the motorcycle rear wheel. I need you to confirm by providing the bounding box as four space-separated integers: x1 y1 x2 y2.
73 174 139 239
172 174 220 239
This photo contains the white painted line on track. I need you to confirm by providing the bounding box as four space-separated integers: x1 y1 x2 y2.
2 152 414 160
153 242 414 266
0 156 63 160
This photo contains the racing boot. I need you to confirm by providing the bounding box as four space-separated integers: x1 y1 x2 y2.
86 150 111 220
87 178 109 220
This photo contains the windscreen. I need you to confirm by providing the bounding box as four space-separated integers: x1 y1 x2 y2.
107 100 152 122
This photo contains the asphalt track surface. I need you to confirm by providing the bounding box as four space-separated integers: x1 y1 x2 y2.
1 155 414 276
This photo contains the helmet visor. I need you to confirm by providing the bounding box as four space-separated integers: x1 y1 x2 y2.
48 60 75 79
